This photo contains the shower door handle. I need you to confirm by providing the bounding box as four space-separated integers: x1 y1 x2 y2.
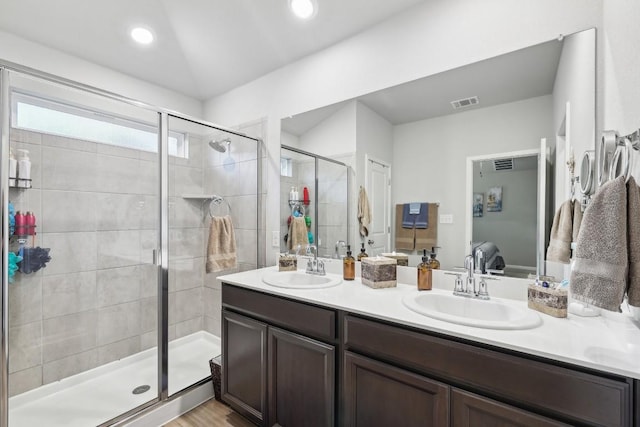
152 249 159 266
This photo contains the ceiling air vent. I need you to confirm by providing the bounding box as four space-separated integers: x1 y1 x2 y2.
450 96 479 110
493 158 513 171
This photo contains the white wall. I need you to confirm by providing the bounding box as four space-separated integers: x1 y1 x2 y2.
299 101 357 157
203 0 601 265
0 30 202 118
552 28 596 210
602 0 640 181
393 96 553 269
355 102 393 249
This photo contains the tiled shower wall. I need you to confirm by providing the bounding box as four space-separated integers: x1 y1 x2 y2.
8 127 258 396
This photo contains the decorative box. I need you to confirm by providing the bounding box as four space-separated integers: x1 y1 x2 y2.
527 284 568 318
381 252 409 266
361 256 397 289
278 255 297 272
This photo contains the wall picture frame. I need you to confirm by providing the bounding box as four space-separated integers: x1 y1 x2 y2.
473 193 483 217
487 186 503 212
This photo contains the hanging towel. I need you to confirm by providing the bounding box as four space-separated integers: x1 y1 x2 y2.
206 215 237 273
415 203 429 229
572 199 583 243
395 204 415 250
358 186 372 238
626 176 640 307
287 216 309 252
546 200 574 263
570 176 627 312
415 203 438 250
402 204 415 228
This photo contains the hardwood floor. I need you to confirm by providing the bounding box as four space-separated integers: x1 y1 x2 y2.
163 398 254 427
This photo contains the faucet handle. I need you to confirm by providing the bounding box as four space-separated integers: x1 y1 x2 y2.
477 278 490 300
317 259 325 275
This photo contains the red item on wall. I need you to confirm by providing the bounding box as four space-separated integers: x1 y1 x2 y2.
25 212 36 235
15 211 25 236
303 187 310 205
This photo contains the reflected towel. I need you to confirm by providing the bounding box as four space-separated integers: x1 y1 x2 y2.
415 203 438 250
395 204 415 250
415 203 429 229
402 204 415 228
358 186 372 238
546 200 574 263
626 177 640 307
572 199 583 242
287 216 309 252
206 215 237 273
570 176 627 311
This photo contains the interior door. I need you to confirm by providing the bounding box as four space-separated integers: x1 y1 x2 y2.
366 158 390 256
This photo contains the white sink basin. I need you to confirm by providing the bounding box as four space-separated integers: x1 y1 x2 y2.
402 292 541 330
262 271 342 289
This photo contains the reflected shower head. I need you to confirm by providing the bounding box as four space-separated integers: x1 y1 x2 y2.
209 138 231 153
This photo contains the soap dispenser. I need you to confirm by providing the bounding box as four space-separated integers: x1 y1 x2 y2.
357 243 368 261
343 245 355 281
427 246 441 270
417 249 432 291
9 148 17 187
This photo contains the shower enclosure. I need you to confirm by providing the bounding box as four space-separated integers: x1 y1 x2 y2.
0 66 261 426
280 145 349 258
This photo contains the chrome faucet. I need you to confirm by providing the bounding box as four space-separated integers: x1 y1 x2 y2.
334 240 347 259
448 252 495 300
305 244 325 276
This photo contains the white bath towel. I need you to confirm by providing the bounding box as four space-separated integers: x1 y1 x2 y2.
358 186 371 238
206 215 237 273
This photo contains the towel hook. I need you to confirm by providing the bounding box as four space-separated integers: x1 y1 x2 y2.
608 137 633 183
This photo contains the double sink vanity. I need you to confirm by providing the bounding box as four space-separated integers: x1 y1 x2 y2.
219 261 640 426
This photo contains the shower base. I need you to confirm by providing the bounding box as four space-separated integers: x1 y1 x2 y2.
8 331 220 427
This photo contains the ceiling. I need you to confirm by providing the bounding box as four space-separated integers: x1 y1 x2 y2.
0 0 426 100
282 38 563 135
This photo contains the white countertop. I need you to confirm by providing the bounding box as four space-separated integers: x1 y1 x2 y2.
219 263 640 380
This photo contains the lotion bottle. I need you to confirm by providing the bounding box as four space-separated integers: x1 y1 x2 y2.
17 149 31 188
417 249 432 291
9 148 17 187
427 247 441 270
357 243 368 261
343 245 355 281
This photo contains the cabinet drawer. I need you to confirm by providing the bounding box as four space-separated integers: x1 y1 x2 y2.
344 315 631 427
222 283 336 342
451 388 569 427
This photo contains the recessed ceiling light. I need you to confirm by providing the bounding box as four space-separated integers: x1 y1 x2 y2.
289 0 317 20
131 27 154 45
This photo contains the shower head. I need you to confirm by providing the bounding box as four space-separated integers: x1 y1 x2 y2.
209 138 231 153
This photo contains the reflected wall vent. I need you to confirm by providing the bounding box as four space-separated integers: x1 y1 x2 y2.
450 96 479 109
493 158 513 171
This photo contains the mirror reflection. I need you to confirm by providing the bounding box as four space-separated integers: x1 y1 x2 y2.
281 28 595 277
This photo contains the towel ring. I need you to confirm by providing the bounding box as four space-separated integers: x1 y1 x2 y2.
208 196 232 218
599 130 618 186
291 202 305 217
608 138 632 183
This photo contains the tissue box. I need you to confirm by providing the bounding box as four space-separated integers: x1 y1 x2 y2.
361 256 397 288
381 252 409 266
278 255 297 272
527 284 568 318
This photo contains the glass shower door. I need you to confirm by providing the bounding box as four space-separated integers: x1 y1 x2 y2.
5 71 161 427
166 115 258 396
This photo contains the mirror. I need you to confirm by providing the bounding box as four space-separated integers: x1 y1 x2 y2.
280 28 595 277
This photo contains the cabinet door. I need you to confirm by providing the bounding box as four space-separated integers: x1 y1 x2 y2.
343 351 449 427
268 327 335 427
451 388 569 427
222 310 267 425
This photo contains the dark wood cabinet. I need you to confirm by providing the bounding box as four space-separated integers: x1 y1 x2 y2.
343 351 449 427
222 283 635 427
268 327 335 427
222 310 267 425
451 388 568 427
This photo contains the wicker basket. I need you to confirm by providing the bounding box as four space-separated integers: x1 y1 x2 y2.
209 355 222 401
